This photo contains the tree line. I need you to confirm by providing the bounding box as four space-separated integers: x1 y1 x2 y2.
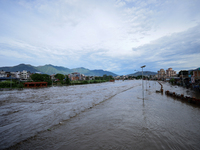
30 73 114 86
0 73 115 88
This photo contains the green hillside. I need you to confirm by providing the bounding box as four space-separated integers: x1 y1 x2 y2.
36 65 72 75
92 69 117 77
0 64 118 76
128 71 157 76
0 64 38 72
70 68 117 76
71 67 91 75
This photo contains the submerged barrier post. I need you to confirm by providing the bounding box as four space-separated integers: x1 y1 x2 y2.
156 81 163 93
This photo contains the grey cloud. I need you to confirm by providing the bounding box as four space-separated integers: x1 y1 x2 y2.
132 24 200 70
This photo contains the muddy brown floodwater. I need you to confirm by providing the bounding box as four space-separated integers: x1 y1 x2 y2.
1 80 200 150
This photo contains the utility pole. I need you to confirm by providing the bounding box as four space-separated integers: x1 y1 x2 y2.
181 71 184 86
52 74 55 87
10 73 12 89
52 76 53 87
141 65 146 100
146 78 147 91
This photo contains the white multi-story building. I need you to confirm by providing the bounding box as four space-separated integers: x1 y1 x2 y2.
81 74 86 80
16 71 21 78
21 70 28 80
11 71 21 78
0 70 32 81
0 70 7 77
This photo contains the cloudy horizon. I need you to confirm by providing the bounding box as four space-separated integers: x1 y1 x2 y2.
0 0 200 75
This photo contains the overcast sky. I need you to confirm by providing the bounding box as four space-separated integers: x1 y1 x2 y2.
0 0 200 75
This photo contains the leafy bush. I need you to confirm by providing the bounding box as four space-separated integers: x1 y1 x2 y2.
82 81 88 84
65 76 70 84
55 74 65 81
170 78 175 84
31 74 51 85
17 84 24 88
0 81 16 88
89 80 94 83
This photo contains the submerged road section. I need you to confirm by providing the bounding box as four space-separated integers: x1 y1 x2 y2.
1 80 200 149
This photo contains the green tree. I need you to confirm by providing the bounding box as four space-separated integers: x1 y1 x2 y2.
136 75 142 79
170 78 175 84
31 73 44 81
55 73 65 81
30 74 51 85
103 74 107 80
94 76 99 80
178 70 188 76
99 77 103 80
108 75 114 80
65 75 70 84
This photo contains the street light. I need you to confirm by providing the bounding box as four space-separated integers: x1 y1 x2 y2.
10 73 12 89
141 65 146 100
51 74 55 87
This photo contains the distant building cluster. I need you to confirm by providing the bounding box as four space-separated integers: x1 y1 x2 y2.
0 69 104 82
68 72 85 81
157 68 176 79
155 67 200 86
193 70 200 80
50 72 97 81
114 75 129 80
0 70 32 81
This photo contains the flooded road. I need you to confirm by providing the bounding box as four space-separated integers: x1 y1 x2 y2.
1 80 200 149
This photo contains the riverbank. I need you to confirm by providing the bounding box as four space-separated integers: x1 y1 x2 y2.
0 80 111 91
161 81 200 99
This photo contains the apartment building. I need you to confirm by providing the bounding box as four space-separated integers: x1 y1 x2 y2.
166 68 176 77
157 69 165 78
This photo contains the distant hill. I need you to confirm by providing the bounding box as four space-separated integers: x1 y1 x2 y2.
0 64 39 73
0 64 118 76
70 68 117 76
71 67 92 75
188 67 200 72
128 71 157 76
36 64 71 75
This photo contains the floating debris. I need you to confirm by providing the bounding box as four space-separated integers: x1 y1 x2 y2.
165 90 200 105
156 90 161 93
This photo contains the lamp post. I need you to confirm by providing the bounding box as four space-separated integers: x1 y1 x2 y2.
181 71 184 86
52 75 53 87
52 74 55 87
10 73 12 89
146 77 147 91
141 65 146 100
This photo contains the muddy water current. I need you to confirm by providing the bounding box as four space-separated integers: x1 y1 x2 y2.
0 80 200 149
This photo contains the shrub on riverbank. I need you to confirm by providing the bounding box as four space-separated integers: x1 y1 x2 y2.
31 74 52 85
0 81 16 88
69 80 107 85
0 80 24 88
